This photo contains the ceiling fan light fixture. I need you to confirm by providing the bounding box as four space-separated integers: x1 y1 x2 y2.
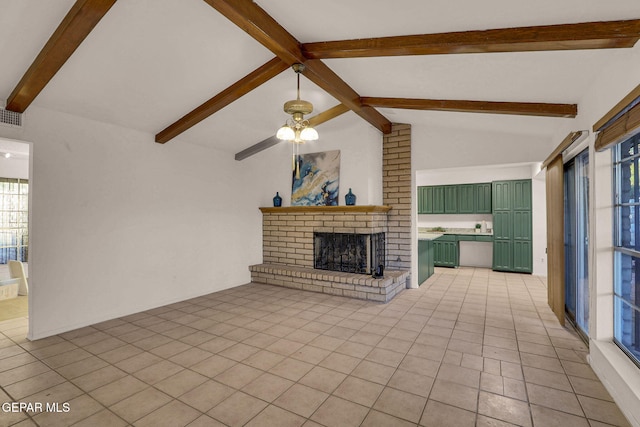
277 63 319 143
300 126 318 141
276 124 295 141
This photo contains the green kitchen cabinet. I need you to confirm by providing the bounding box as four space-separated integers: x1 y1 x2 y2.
433 237 458 267
444 185 458 213
493 240 513 271
492 181 511 211
457 184 475 214
418 239 434 284
474 183 492 213
419 182 492 215
513 241 533 272
417 186 431 214
512 180 532 210
419 185 445 214
456 235 476 241
491 179 532 273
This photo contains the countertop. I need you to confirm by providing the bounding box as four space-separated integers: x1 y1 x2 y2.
418 227 493 240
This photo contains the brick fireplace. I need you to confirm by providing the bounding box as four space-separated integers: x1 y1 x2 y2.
249 206 409 302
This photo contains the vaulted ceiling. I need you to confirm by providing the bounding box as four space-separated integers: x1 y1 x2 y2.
2 0 640 159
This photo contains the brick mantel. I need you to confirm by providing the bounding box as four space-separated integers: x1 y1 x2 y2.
259 205 392 213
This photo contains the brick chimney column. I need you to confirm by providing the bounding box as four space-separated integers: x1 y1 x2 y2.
383 124 412 275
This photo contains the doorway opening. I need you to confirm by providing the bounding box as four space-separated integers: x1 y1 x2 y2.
0 138 30 322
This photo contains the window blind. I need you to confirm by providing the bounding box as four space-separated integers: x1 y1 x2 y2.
594 83 640 151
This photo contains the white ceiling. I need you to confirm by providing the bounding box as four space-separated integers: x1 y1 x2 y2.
1 0 640 156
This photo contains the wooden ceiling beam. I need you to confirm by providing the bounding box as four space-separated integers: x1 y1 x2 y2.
6 0 117 113
234 104 349 161
302 19 640 59
202 0 392 134
361 97 577 118
156 57 288 144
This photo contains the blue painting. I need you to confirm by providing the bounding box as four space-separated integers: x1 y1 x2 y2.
291 150 340 206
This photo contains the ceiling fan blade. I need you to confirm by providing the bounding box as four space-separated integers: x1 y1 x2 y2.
361 97 577 118
235 104 349 161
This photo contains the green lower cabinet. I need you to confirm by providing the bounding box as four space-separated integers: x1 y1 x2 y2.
513 241 532 273
492 240 513 271
418 240 434 284
434 239 458 267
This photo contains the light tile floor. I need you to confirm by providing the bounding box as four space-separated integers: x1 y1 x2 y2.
0 267 631 426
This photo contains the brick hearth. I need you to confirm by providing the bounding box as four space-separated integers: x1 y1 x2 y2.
250 205 409 302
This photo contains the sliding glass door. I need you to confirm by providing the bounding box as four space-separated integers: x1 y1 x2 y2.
564 149 589 337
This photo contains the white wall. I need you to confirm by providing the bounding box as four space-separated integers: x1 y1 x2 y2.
0 106 382 339
412 123 556 170
244 112 383 208
413 162 547 277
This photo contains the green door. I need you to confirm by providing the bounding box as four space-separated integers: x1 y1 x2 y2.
458 184 475 213
512 180 532 210
434 240 458 267
513 241 532 272
432 186 445 214
417 187 428 214
418 240 434 284
444 185 458 213
492 181 511 211
474 183 492 213
493 241 513 271
492 211 511 240
491 179 532 273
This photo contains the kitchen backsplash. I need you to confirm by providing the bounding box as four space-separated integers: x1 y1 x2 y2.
417 213 492 230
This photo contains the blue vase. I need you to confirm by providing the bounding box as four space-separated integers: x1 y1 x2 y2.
345 188 356 206
273 192 282 207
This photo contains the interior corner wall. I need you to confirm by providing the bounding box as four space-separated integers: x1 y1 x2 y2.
0 107 267 339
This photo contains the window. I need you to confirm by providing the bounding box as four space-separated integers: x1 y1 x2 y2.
0 178 28 264
614 133 640 364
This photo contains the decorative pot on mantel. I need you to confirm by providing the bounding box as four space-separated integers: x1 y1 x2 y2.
273 192 282 207
345 188 356 206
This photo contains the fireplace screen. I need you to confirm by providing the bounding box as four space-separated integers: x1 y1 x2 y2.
314 232 385 274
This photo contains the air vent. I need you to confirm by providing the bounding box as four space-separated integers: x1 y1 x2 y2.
0 108 23 127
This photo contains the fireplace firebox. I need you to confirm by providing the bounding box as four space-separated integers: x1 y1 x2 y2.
314 232 385 274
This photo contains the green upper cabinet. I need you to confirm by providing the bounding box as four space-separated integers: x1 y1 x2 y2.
419 182 492 214
444 185 458 213
512 180 532 210
417 186 430 214
457 184 475 214
492 181 511 211
418 185 444 214
474 183 492 213
432 186 445 214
